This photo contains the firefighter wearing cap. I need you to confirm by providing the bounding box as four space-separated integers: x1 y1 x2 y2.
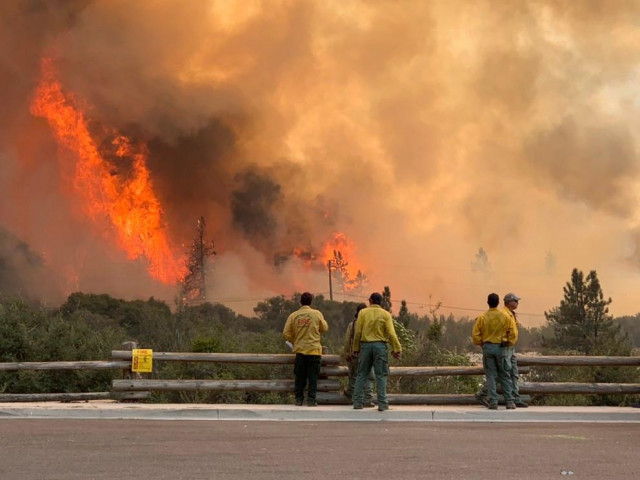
503 292 528 407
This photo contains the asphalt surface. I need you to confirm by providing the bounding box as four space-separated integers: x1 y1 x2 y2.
0 403 638 479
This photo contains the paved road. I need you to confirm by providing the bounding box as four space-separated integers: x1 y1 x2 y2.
0 417 638 479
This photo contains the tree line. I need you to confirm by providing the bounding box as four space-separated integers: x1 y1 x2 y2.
0 268 638 405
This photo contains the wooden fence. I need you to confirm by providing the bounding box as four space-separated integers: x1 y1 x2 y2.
1 352 639 404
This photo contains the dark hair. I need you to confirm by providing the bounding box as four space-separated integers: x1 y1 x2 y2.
300 292 314 306
369 292 383 305
487 293 500 308
355 302 367 318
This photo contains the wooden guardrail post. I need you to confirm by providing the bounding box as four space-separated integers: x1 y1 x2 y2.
117 341 148 402
120 341 139 381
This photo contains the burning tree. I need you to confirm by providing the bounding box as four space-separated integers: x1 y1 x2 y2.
329 249 368 296
180 217 216 305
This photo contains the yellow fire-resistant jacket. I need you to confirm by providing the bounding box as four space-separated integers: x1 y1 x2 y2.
283 306 328 355
472 307 518 346
353 305 402 354
501 306 519 346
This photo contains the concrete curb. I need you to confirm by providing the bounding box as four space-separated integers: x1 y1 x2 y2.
0 402 638 423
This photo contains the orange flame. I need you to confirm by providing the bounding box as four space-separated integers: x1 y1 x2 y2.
30 58 185 283
321 232 365 281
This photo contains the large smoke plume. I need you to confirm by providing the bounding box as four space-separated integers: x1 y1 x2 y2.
2 0 640 323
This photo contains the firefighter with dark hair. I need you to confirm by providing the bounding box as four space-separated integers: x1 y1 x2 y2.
472 293 517 410
352 292 402 412
283 292 328 406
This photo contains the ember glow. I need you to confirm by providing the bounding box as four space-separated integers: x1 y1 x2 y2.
30 59 185 284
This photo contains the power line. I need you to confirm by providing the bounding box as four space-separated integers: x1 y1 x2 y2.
317 291 546 318
210 291 545 318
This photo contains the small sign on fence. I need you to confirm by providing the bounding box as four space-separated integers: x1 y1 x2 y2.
132 349 153 373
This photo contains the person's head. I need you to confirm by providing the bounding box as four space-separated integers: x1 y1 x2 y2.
503 292 521 311
369 292 383 305
300 292 314 306
487 293 500 308
355 302 367 318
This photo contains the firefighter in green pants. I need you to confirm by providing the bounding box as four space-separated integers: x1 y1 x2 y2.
472 293 517 410
352 292 402 412
475 292 528 407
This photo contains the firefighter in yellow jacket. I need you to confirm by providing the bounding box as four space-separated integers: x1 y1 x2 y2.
476 292 528 408
352 292 402 412
472 293 518 410
283 292 328 406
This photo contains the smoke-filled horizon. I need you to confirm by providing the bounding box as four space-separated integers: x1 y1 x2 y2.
2 0 640 325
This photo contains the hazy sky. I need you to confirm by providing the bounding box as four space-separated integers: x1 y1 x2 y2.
2 0 640 325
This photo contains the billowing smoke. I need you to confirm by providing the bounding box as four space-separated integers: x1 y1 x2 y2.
2 0 640 323
0 226 61 303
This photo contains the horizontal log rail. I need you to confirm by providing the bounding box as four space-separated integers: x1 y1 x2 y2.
113 379 341 392
520 382 640 394
111 351 341 365
0 361 131 372
316 392 533 405
1 353 638 404
517 356 640 367
0 392 149 402
389 365 530 377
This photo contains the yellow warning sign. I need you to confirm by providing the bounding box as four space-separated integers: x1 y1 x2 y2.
132 349 153 373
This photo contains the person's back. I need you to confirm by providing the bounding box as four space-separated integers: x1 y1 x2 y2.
285 305 327 355
282 292 328 407
352 292 402 412
354 304 402 352
472 307 517 346
471 293 517 410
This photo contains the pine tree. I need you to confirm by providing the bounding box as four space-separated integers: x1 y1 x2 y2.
180 217 216 305
349 269 369 295
330 250 349 295
381 286 392 313
544 268 630 355
397 300 410 327
471 247 491 273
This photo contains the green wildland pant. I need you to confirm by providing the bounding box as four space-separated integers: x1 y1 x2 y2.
481 343 513 405
353 342 389 409
479 346 521 402
346 356 374 403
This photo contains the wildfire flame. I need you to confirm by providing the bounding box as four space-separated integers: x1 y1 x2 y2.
322 232 365 284
30 58 185 283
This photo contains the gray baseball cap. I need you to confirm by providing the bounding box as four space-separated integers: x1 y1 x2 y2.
504 293 521 302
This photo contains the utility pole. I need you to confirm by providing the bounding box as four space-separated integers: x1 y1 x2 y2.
327 260 333 301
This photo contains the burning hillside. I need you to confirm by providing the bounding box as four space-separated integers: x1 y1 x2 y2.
3 1 640 320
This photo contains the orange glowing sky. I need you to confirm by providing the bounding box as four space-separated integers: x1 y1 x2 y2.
2 1 640 324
